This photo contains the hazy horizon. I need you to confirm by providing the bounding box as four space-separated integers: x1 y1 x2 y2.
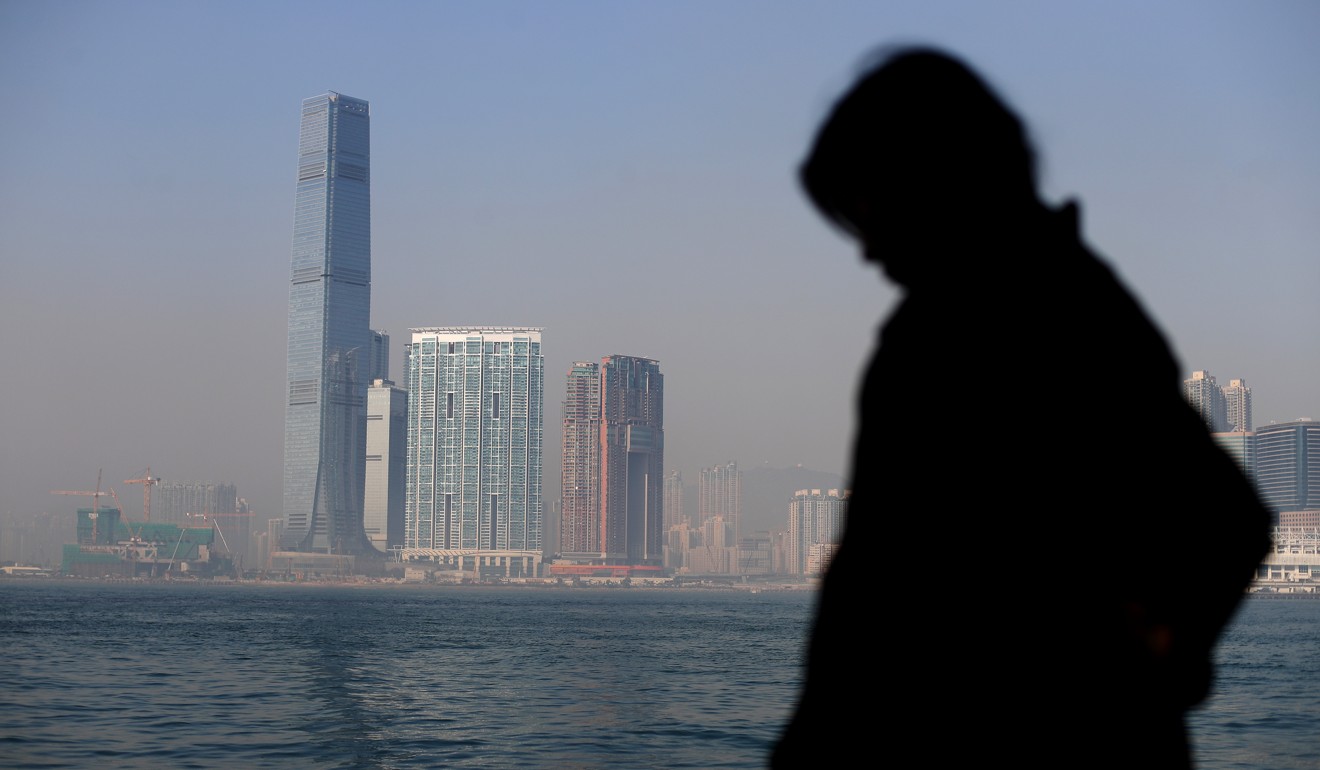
3 2 1317 536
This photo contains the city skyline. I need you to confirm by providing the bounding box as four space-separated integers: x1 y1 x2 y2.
3 3 1318 529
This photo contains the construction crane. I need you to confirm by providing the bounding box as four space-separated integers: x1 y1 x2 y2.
187 510 256 576
124 467 161 522
104 488 144 542
52 473 142 544
51 469 107 542
186 510 254 556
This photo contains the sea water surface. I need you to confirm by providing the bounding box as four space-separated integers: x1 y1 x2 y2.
0 581 812 769
0 581 1315 769
1189 594 1320 770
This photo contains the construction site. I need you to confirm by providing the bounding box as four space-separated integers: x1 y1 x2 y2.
53 469 249 578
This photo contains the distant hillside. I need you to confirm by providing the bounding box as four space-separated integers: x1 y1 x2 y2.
741 465 845 534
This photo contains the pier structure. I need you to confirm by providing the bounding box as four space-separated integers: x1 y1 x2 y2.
398 548 543 579
1252 527 1320 592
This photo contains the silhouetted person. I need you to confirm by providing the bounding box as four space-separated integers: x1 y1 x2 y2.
772 47 1270 769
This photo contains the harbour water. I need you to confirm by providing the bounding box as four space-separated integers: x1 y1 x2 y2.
0 581 1315 769
1189 594 1320 769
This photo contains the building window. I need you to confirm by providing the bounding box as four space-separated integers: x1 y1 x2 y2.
447 392 454 419
492 393 501 419
444 494 452 545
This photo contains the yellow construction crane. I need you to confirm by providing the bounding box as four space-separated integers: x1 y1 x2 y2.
124 467 161 522
51 469 107 542
52 471 142 543
104 488 143 542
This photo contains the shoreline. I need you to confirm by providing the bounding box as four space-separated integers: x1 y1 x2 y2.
0 573 821 592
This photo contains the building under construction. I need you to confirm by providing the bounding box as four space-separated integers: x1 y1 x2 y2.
60 506 229 578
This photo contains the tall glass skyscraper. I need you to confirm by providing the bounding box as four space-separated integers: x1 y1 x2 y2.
404 328 544 559
600 356 664 564
282 92 373 554
369 329 390 381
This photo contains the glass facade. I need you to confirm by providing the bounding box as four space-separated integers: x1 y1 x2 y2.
282 92 373 553
369 330 390 381
599 356 664 564
1212 431 1258 487
404 328 544 553
1256 419 1320 521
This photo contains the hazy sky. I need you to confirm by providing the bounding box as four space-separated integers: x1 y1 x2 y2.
2 1 1317 529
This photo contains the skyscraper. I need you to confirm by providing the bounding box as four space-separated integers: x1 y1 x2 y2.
600 355 664 564
403 328 544 571
153 481 238 528
1256 418 1320 521
1223 378 1252 432
1184 370 1228 432
560 361 601 554
370 330 391 381
788 488 848 575
662 469 685 530
364 378 407 552
559 355 664 565
282 92 373 554
699 461 743 543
